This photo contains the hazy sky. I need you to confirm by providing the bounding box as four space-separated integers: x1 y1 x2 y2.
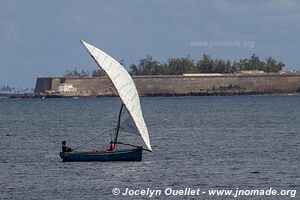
0 0 299 88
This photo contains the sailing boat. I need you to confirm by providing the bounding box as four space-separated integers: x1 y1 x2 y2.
59 40 152 162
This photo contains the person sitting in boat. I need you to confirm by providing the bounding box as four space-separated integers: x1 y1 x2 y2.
62 141 73 153
107 140 115 151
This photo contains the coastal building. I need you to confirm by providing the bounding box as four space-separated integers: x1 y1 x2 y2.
58 83 77 93
240 70 264 74
183 73 222 76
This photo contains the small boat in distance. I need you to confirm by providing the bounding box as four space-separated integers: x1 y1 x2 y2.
60 40 152 162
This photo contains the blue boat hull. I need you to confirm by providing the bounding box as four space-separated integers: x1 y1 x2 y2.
60 148 143 162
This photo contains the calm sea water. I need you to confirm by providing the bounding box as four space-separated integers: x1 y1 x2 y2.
0 96 299 200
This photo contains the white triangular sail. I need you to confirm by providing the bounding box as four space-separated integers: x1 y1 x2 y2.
80 40 152 151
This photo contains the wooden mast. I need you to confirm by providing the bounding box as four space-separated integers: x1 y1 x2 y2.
114 104 124 145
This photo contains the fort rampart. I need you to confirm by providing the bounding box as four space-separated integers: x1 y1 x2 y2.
35 74 300 97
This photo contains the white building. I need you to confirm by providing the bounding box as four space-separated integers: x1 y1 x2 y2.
183 73 222 76
58 83 77 93
240 70 264 74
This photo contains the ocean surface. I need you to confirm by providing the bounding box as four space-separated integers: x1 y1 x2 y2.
0 96 299 200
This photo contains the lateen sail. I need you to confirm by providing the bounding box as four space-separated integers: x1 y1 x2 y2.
80 40 152 151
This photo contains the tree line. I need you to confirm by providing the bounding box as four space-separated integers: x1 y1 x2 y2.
0 85 33 94
129 54 285 75
64 68 105 77
64 54 285 77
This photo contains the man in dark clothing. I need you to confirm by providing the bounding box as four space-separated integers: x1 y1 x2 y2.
62 141 73 152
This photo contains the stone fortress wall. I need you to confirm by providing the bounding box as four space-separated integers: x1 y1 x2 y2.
35 74 300 97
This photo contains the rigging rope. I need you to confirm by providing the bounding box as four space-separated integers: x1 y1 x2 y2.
71 108 157 150
73 127 116 150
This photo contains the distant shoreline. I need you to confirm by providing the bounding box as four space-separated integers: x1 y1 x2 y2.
4 73 300 99
8 92 300 99
34 74 300 98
